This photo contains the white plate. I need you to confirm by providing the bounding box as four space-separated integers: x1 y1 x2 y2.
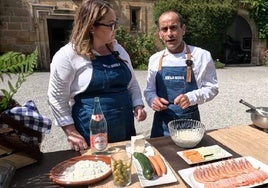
178 156 268 188
177 145 232 165
126 143 177 187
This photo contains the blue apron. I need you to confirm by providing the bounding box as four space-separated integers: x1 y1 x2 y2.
72 54 135 144
151 51 200 138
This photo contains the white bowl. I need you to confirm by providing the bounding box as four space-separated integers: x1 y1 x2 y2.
168 119 205 148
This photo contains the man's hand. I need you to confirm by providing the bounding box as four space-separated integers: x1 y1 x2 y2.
174 94 190 109
151 97 169 111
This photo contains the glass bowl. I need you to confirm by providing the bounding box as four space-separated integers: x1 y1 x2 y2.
168 119 205 148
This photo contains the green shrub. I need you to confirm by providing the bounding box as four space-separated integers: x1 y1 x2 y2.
116 26 158 69
240 0 268 39
153 0 238 61
116 1 249 69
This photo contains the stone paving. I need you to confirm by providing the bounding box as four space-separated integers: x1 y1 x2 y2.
7 66 268 152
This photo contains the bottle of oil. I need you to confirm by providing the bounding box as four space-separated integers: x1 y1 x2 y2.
89 97 108 154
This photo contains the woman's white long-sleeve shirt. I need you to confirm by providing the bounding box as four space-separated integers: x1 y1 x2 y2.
144 44 219 107
47 40 144 127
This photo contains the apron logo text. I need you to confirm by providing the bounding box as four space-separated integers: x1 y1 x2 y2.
103 63 121 68
164 75 184 80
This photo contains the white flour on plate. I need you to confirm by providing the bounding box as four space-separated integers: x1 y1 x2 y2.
60 160 111 182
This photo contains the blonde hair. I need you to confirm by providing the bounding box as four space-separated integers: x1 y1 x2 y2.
69 0 112 58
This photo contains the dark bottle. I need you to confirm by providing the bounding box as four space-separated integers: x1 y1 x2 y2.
89 97 108 154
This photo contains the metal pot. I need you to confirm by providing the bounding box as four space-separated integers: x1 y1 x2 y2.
246 107 268 129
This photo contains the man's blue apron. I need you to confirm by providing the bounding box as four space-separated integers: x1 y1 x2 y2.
72 54 136 144
151 50 200 138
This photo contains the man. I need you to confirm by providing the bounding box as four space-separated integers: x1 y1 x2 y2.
144 11 219 137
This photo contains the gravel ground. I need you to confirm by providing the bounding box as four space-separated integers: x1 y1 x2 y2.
5 66 268 153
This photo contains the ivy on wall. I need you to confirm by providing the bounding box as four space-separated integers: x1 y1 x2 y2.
240 0 268 40
153 0 239 60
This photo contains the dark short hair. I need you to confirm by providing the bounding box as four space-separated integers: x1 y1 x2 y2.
155 10 184 28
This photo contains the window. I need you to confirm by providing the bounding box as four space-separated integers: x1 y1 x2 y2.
130 7 140 31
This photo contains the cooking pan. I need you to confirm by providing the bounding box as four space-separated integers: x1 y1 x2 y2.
239 99 268 129
246 107 268 129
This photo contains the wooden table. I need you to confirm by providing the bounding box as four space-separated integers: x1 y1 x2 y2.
207 125 268 164
10 125 268 188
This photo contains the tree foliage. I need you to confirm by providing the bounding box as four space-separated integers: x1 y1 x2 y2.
153 0 239 60
240 0 268 39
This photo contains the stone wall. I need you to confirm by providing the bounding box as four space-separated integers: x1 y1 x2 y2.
0 0 36 53
0 0 266 69
111 0 156 34
0 0 157 70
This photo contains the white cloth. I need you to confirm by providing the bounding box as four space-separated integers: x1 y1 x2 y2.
144 44 219 107
47 40 144 127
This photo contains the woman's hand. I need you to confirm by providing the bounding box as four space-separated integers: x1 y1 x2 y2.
62 125 88 151
134 105 147 121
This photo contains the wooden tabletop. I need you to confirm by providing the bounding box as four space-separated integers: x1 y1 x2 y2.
207 125 268 164
10 125 267 188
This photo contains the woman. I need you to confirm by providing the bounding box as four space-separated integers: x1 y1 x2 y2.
47 0 147 151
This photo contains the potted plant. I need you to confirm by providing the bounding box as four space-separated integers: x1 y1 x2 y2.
0 49 41 168
0 49 38 113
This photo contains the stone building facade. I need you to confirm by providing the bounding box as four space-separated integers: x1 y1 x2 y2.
0 0 156 70
0 0 267 70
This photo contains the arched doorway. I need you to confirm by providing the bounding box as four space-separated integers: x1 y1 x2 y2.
223 9 266 65
224 15 252 64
